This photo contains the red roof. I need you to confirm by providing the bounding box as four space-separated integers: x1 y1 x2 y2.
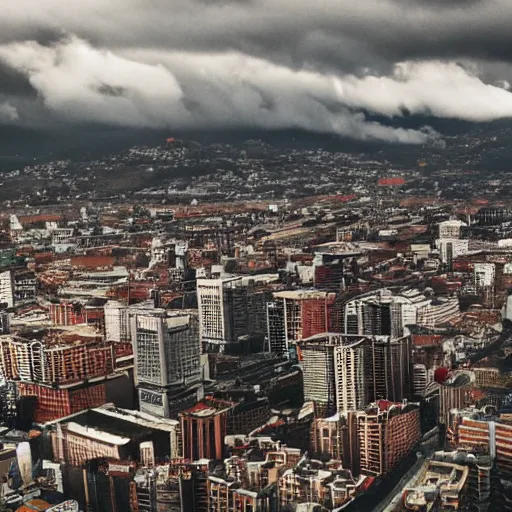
336 194 357 203
70 256 115 269
412 334 442 347
378 177 405 186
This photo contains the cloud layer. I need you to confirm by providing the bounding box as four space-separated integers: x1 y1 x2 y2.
1 1 512 143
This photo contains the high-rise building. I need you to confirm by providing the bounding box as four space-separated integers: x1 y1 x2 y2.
267 290 340 358
357 401 421 476
299 334 412 417
0 270 14 308
437 239 469 265
179 397 233 461
474 263 496 289
131 309 202 418
197 276 275 351
345 289 458 336
104 300 156 343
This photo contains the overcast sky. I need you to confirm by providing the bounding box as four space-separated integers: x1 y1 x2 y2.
1 0 512 144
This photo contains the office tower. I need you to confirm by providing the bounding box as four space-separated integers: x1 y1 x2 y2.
197 276 272 351
300 334 412 417
313 252 344 292
0 309 9 334
104 300 156 343
300 334 340 415
150 236 182 267
131 309 202 418
437 238 469 265
105 300 131 342
13 270 37 304
197 278 242 349
266 300 287 356
344 290 393 336
505 293 512 322
345 289 458 336
413 363 430 396
266 290 340 358
365 335 412 403
424 371 474 427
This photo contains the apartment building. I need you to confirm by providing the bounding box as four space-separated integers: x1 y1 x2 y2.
299 333 412 416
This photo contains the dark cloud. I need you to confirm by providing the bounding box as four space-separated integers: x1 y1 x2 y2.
0 63 37 97
0 1 512 142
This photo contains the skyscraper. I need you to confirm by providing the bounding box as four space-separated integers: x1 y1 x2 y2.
299 334 412 416
131 309 202 418
197 276 274 352
266 290 340 358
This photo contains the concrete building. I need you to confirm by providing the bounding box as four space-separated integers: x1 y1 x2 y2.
412 363 431 396
437 238 469 265
131 308 202 418
267 290 340 358
357 400 421 477
104 300 155 342
344 289 433 338
197 275 276 351
475 263 496 289
299 333 412 416
0 270 14 308
179 397 233 461
424 371 475 427
439 219 466 239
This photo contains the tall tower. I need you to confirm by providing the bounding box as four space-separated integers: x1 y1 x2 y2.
131 309 202 418
299 334 412 417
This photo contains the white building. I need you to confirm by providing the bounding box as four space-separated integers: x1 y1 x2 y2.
410 244 431 261
439 219 466 240
474 263 495 288
436 239 469 264
0 270 14 308
197 275 277 349
504 294 512 322
51 228 74 245
104 300 156 342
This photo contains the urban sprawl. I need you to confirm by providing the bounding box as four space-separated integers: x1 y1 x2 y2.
1 137 512 511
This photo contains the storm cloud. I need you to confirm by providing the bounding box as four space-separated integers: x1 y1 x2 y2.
2 0 512 143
